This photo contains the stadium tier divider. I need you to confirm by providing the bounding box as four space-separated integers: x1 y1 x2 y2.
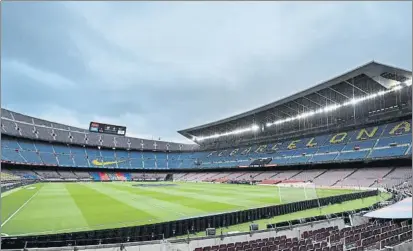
1 190 380 249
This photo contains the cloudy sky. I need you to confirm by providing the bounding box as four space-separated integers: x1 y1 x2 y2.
2 2 411 143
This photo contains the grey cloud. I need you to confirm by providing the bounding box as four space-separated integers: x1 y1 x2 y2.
1 2 411 143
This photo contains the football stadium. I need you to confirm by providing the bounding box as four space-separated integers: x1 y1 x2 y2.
1 61 412 251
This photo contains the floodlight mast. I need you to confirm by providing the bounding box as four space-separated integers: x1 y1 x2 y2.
193 81 411 142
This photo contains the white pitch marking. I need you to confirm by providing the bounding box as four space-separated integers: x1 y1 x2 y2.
1 188 41 227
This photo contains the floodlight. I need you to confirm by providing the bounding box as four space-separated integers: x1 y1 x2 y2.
251 124 259 131
194 82 410 141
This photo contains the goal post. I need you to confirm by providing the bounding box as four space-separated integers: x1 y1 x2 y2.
277 182 319 204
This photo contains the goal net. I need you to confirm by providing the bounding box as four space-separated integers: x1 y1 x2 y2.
277 182 318 204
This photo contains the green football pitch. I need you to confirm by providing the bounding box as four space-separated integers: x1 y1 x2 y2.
1 182 386 237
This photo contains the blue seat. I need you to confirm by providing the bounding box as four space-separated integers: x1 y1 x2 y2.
35 143 55 153
70 147 87 155
53 145 71 154
20 150 42 164
130 158 143 168
143 159 156 169
293 148 318 155
117 158 131 169
336 150 369 161
342 140 376 151
72 155 90 167
376 135 411 147
310 153 338 163
58 154 74 166
270 157 289 165
317 144 345 153
18 141 36 151
2 148 27 163
369 146 409 158
287 156 311 164
2 139 21 149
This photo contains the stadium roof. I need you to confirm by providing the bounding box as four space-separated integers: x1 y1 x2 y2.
364 197 412 219
179 61 412 140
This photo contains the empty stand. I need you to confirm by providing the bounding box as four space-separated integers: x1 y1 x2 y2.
194 221 412 251
313 169 357 187
334 168 394 187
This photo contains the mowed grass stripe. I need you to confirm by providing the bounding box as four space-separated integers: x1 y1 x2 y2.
1 183 42 223
161 184 307 205
108 183 208 217
178 182 354 198
2 183 88 236
85 183 199 222
124 183 351 209
114 183 245 213
67 183 156 229
125 184 262 208
159 184 283 201
163 182 353 204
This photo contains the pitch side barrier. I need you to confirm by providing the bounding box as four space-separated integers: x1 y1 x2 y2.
1 190 379 249
1 180 38 193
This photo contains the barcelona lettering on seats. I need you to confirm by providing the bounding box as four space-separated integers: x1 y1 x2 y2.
229 148 239 156
356 127 379 140
306 138 318 147
254 145 267 153
241 147 252 155
287 140 301 150
389 121 411 135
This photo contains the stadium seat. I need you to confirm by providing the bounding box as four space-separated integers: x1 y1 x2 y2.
1 119 411 169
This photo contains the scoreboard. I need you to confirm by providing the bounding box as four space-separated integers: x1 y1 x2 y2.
89 122 127 136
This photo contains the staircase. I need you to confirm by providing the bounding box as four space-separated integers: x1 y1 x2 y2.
366 139 381 158
405 144 412 155
288 170 304 180
165 173 173 181
369 167 397 187
382 167 397 179
313 170 328 180
331 169 358 186
55 170 63 178
32 170 43 179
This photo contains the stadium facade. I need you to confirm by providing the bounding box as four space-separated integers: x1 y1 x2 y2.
1 61 412 250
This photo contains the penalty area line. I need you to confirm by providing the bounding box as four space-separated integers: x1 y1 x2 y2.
1 188 41 228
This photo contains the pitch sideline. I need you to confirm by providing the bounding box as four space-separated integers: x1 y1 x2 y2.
1 187 41 228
